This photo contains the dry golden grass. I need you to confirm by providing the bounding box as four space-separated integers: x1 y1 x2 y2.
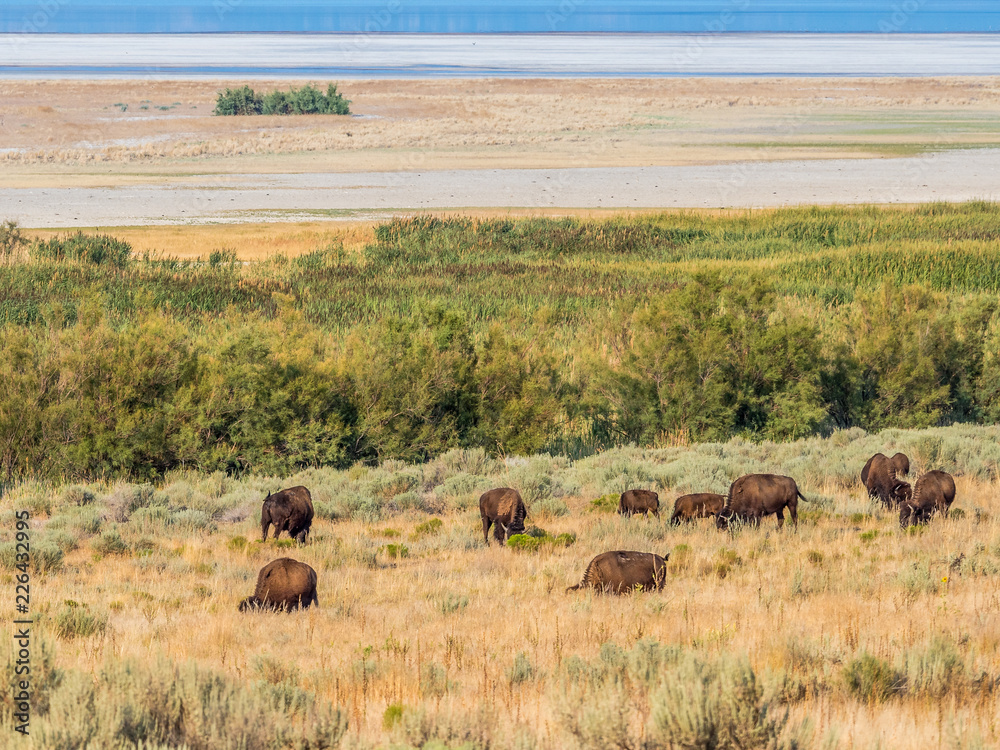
3 77 1000 189
14 470 1000 749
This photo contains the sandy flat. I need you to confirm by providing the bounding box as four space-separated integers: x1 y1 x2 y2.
5 149 1000 228
2 77 1000 227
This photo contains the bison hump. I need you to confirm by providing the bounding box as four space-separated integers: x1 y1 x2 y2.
497 491 519 518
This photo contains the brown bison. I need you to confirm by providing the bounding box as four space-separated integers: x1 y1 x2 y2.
618 489 660 517
899 470 956 527
860 453 911 509
479 487 527 544
566 550 669 594
261 486 314 544
716 474 806 530
671 493 725 524
239 558 319 612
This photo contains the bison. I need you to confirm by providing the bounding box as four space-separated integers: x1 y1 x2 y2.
565 550 669 594
716 474 806 530
899 470 956 527
618 489 660 517
261 486 314 544
239 558 319 612
479 487 527 544
860 453 911 509
671 493 725 524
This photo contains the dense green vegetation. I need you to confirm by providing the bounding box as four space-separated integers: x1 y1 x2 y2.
2 203 1000 481
213 83 351 116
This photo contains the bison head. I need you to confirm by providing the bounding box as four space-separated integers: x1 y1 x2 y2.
892 481 912 505
498 519 526 543
238 596 260 612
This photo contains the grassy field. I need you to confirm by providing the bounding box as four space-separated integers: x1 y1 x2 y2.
1 425 998 749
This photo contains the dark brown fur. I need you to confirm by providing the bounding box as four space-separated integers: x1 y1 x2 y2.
717 474 806 530
860 453 911 509
890 452 911 477
261 486 314 544
671 493 725 524
618 489 660 517
239 558 319 612
899 470 956 527
479 487 527 544
565 551 669 594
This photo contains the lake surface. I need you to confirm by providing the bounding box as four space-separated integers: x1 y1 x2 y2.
2 1 997 34
1 33 999 77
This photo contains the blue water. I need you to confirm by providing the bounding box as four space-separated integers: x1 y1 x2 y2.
3 1 998 34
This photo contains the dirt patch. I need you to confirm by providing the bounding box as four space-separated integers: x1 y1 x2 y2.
2 77 1000 188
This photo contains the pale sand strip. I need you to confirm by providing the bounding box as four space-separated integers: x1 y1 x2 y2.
4 148 999 228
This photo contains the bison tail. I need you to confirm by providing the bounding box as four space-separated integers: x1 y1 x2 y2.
565 583 582 593
797 489 808 502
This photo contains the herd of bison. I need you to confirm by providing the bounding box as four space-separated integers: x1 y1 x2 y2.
240 451 958 610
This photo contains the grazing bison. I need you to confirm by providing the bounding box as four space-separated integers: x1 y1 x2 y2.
479 487 527 544
261 486 314 544
566 551 669 594
239 558 319 612
671 493 725 524
619 489 660 517
860 453 911 509
716 474 806 530
899 470 956 527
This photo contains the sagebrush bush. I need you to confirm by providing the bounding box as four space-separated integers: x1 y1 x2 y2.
32 655 348 749
843 652 902 703
52 602 108 640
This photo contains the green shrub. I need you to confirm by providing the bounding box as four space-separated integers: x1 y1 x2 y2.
32 232 131 267
646 655 807 750
91 528 128 556
420 662 450 697
383 702 405 730
507 528 575 552
438 593 469 615
507 652 536 685
228 535 248 552
53 602 108 640
533 496 570 518
589 493 619 513
33 655 348 748
414 518 443 536
843 652 902 703
382 543 409 559
215 83 350 116
61 485 96 506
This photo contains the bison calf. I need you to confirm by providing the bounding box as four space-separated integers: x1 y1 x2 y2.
671 493 725 524
618 489 659 517
239 558 319 612
261 485 315 544
479 487 527 544
717 474 806 530
899 470 956 527
566 551 669 594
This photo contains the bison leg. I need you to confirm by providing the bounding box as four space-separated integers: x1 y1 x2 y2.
775 508 784 529
788 500 798 528
295 528 309 544
261 519 271 541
